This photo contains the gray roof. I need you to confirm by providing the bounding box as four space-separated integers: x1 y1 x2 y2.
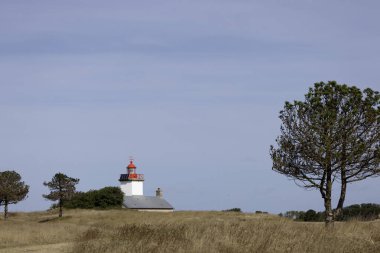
123 196 174 210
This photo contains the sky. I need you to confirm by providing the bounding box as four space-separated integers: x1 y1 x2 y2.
0 0 379 213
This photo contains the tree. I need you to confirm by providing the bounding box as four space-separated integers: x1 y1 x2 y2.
270 81 380 226
0 171 29 220
339 203 380 221
303 209 318 222
43 173 79 217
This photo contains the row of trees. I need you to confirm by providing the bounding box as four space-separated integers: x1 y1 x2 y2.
0 171 79 220
271 81 380 226
281 203 380 222
0 171 123 220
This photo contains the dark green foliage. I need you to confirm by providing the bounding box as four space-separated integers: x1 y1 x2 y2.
43 173 79 217
337 203 380 221
64 192 95 209
222 208 242 212
282 210 324 222
271 81 380 225
65 187 123 209
0 170 29 220
93 187 123 208
303 209 319 222
283 203 380 222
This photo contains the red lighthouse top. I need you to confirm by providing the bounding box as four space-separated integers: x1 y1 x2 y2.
119 159 144 182
127 160 136 169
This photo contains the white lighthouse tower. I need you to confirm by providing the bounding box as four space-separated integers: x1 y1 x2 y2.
119 160 144 196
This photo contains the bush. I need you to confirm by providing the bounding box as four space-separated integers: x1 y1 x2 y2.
223 208 241 212
65 187 123 209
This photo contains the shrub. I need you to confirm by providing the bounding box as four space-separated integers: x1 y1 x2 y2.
223 208 242 212
65 187 123 209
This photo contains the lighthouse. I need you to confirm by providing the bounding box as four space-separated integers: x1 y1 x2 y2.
119 159 174 212
119 160 144 196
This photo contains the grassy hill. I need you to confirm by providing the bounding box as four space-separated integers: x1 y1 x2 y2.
0 209 379 253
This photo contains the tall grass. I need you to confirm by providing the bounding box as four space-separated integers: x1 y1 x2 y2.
0 209 379 253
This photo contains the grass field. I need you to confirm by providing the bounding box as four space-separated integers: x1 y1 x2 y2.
0 209 379 253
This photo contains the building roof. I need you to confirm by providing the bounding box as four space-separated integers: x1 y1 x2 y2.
123 196 174 210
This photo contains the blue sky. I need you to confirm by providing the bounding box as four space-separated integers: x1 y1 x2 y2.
1 0 379 213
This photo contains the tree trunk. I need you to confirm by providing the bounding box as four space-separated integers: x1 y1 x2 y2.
324 199 334 227
324 173 334 227
335 176 347 219
59 198 63 218
336 139 347 219
4 201 8 221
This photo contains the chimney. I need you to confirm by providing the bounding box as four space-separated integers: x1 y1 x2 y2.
156 187 163 198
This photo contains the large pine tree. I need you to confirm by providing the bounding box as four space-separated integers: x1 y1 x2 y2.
270 81 380 226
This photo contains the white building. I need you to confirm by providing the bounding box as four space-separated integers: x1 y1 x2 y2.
119 160 174 212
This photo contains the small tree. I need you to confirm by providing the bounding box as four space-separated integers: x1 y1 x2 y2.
270 81 380 226
0 171 29 220
43 173 79 217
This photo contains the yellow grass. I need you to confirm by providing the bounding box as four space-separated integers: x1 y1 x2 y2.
0 209 379 253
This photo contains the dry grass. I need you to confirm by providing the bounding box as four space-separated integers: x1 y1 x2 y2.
0 209 379 253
